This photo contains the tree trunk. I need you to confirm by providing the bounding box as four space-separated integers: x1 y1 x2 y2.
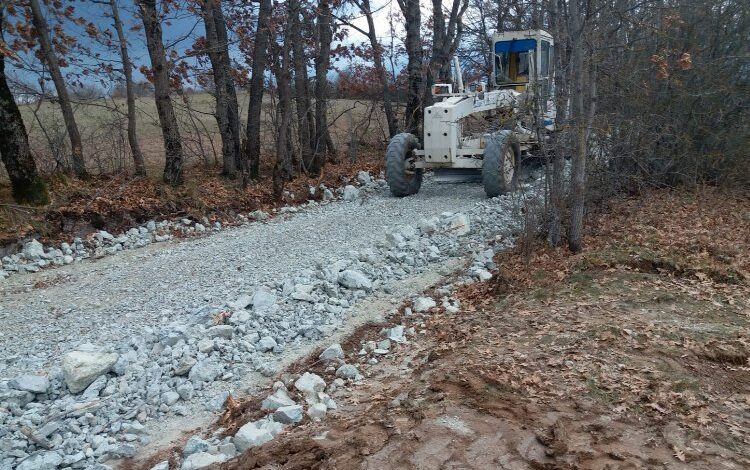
311 0 334 174
567 0 587 253
356 0 398 137
244 0 272 181
110 0 146 176
270 23 295 199
137 0 184 185
28 0 88 178
547 0 566 247
288 0 315 173
201 0 240 177
0 7 49 205
397 0 423 135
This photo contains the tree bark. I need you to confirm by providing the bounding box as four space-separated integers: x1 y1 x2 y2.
312 0 334 174
547 0 566 247
0 5 48 205
288 0 315 173
201 0 241 177
567 0 587 253
28 0 88 178
137 0 184 185
396 0 423 135
110 0 146 176
244 0 272 181
270 18 295 199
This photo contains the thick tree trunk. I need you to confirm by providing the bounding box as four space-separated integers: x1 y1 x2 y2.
356 0 398 137
397 0 423 135
312 0 334 174
201 0 240 177
547 0 566 247
0 8 48 205
28 0 88 178
288 0 315 173
110 0 146 176
138 0 184 185
567 0 587 253
244 0 272 181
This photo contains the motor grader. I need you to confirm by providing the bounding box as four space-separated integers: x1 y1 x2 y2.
386 29 555 197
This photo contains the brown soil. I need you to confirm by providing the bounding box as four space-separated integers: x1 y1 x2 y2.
127 189 750 470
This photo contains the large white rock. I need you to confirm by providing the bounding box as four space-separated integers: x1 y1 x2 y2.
234 419 283 452
294 372 326 397
62 351 118 393
338 270 372 291
252 288 276 309
413 297 437 313
446 213 471 236
9 374 50 394
319 343 344 362
261 389 296 411
181 452 228 470
273 405 303 424
343 185 360 201
22 240 45 261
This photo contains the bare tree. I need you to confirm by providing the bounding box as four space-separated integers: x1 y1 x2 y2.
109 0 146 176
137 0 184 185
28 0 88 178
288 0 315 173
244 0 273 181
201 0 241 177
396 0 423 134
269 7 295 199
0 3 48 204
345 0 398 137
312 0 335 173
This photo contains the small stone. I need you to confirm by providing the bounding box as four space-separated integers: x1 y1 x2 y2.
273 405 304 424
174 357 197 376
162 391 180 406
261 389 296 411
183 436 209 456
342 185 360 201
413 297 437 312
252 288 276 309
338 270 372 291
181 452 227 470
249 210 269 221
16 451 63 470
206 325 234 339
335 364 363 381
257 336 277 352
188 360 221 383
9 374 50 394
307 403 327 420
319 343 344 362
446 213 471 236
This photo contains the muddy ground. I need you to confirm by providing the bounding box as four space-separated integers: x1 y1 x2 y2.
132 189 749 470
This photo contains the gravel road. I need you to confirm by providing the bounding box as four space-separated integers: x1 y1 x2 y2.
0 178 485 376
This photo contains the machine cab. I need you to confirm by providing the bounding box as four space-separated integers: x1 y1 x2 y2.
492 29 554 96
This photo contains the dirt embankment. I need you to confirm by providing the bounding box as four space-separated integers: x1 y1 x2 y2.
0 157 384 254
131 188 749 470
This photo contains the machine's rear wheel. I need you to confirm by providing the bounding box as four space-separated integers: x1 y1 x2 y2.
386 133 423 197
482 130 520 198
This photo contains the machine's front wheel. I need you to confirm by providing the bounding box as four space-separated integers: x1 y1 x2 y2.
482 130 520 198
386 133 423 197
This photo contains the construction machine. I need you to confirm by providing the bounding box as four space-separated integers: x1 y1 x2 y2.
386 29 555 197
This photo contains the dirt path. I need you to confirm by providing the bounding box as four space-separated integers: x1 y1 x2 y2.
168 189 749 470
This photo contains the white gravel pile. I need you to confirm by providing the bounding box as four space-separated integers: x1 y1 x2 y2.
0 170 545 469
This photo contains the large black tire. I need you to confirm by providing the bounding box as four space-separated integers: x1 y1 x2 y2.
482 130 520 198
386 133 423 197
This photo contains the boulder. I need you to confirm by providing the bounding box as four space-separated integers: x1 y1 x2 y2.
22 240 45 261
343 185 360 201
413 297 437 313
62 351 119 393
335 364 363 381
181 452 228 470
294 372 326 397
319 343 344 362
273 405 304 424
